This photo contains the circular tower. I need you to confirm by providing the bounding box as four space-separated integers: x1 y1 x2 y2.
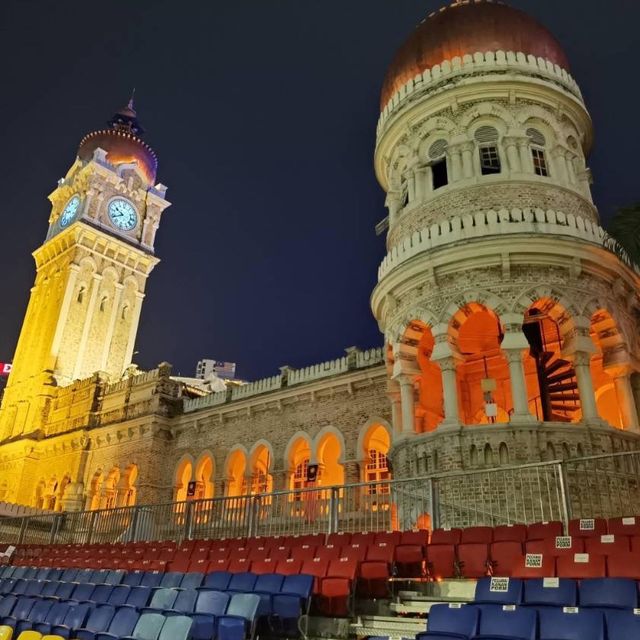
371 0 640 478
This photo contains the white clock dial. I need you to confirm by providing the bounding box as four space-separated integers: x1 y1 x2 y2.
108 199 138 231
59 195 81 228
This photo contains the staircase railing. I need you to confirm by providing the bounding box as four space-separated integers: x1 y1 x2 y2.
1 451 639 546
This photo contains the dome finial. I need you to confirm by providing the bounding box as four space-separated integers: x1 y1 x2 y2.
127 88 136 112
108 93 145 137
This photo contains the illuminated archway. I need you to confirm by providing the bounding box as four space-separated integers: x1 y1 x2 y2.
46 477 58 511
287 436 312 490
34 479 46 509
225 449 247 497
590 309 625 429
174 458 193 503
119 464 138 507
317 431 344 487
56 475 71 512
361 423 391 485
103 468 120 509
194 453 215 500
522 298 580 423
249 444 273 495
88 471 103 511
451 303 510 425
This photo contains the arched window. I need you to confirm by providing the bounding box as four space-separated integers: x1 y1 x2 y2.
499 442 509 465
527 128 549 177
362 424 391 493
317 432 345 487
77 286 86 304
121 304 129 320
429 139 449 189
226 450 247 497
194 455 214 501
484 443 494 466
89 472 103 511
475 126 501 175
250 446 273 495
470 445 479 467
99 296 108 312
103 468 120 510
174 459 193 503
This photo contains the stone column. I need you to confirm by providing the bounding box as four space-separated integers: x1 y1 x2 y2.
504 137 522 173
551 146 569 184
604 362 640 433
414 166 427 202
449 146 463 182
387 380 402 435
501 327 536 423
406 170 416 204
397 375 416 436
573 352 599 421
386 192 402 225
517 138 533 173
460 142 475 179
431 325 461 428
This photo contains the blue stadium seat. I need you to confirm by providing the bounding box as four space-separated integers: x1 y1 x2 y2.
253 573 285 616
32 601 71 635
140 571 164 588
217 593 260 640
122 570 144 587
11 568 27 580
106 584 130 606
92 605 139 640
35 568 53 581
605 610 640 640
14 598 53 635
538 608 605 640
179 572 203 590
22 567 38 580
53 581 75 601
87 584 114 604
472 605 536 640
60 569 78 582
24 580 46 597
578 578 638 610
523 578 577 608
0 579 17 595
41 580 62 599
50 602 92 639
73 605 117 640
88 570 110 584
272 574 314 636
122 586 152 610
75 569 94 583
191 590 230 640
104 570 125 586
474 577 523 605
202 571 232 591
416 604 479 639
167 589 198 614
11 579 28 595
159 614 193 640
127 612 165 640
0 567 14 579
1 596 37 629
159 572 183 589
0 596 17 620
144 588 180 613
228 572 258 594
68 582 96 603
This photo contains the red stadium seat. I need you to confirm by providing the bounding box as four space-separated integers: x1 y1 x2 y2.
585 535 630 556
568 518 607 539
289 533 325 547
228 557 252 573
350 532 376 547
359 546 393 599
290 545 316 562
316 545 342 562
188 558 210 574
268 546 290 561
209 558 230 572
606 550 640 579
493 524 527 543
431 528 462 545
167 556 191 573
400 530 429 546
375 531 402 546
457 543 490 578
526 536 585 558
327 532 351 547
301 557 330 593
343 544 367 562
461 526 493 544
276 558 303 575
608 516 640 537
490 541 524 576
208 547 230 561
247 547 268 562
427 544 456 579
511 553 556 578
319 557 358 617
394 544 425 577
527 521 563 540
251 558 277 575
556 553 606 579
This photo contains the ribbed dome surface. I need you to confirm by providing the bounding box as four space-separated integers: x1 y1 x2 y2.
381 0 570 110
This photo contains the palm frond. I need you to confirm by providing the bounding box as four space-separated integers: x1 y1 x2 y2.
607 203 640 266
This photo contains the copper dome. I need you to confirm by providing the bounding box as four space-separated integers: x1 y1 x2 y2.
381 0 570 110
77 99 158 185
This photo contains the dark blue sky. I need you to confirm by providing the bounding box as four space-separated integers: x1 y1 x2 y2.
0 1 638 380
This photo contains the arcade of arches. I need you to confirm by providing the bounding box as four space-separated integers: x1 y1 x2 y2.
389 298 639 435
171 423 392 502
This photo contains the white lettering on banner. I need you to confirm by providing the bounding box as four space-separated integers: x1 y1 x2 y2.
0 363 11 375
448 603 463 609
502 605 516 611
490 577 510 592
555 536 572 549
600 534 615 543
525 554 543 568
574 553 590 563
579 518 595 531
543 577 560 588
563 607 580 614
623 517 636 526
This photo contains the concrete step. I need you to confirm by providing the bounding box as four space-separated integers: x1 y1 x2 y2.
351 615 426 640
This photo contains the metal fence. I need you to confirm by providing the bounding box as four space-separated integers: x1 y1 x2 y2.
1 451 639 546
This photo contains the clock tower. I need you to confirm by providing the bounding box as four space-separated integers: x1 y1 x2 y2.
0 100 170 440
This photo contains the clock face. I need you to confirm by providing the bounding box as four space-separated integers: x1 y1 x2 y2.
108 199 138 231
59 195 81 228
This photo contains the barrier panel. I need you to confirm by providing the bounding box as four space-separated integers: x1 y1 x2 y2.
1 451 638 546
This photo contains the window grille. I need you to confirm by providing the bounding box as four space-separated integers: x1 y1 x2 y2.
532 147 549 177
428 139 448 160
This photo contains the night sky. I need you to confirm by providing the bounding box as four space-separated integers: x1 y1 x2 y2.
0 1 638 381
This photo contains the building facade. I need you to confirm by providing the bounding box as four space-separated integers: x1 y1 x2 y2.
0 0 639 515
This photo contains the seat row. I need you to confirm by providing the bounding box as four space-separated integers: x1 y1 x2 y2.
417 603 638 640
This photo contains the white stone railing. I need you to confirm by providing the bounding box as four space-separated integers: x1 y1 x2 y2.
182 346 385 414
378 51 582 137
378 208 639 280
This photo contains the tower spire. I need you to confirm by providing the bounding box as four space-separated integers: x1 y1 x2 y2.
108 92 145 136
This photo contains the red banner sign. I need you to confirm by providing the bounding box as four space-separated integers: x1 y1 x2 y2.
0 363 12 376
